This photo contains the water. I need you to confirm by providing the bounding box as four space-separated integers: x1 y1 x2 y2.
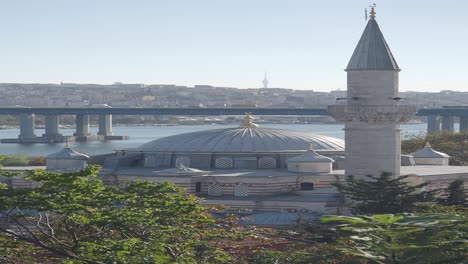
0 123 429 156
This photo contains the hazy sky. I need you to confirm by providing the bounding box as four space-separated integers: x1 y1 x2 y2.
1 0 467 92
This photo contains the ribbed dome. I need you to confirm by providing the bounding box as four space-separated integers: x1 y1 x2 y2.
46 147 90 160
288 147 335 163
412 143 450 158
137 127 344 153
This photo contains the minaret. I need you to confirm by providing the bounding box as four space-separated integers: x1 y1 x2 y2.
262 72 269 88
328 6 416 178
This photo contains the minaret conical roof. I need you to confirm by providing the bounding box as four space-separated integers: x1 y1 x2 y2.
346 8 399 71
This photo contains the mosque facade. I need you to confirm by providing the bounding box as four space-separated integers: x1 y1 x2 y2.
99 114 345 201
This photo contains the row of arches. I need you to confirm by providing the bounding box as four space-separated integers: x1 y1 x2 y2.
183 156 276 169
197 182 314 196
197 183 249 196
144 155 278 169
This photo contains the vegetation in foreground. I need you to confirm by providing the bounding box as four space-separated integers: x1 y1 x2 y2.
0 167 466 263
333 172 437 214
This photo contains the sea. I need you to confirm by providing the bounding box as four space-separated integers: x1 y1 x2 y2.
0 123 443 156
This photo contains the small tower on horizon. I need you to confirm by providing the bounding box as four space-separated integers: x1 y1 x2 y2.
262 72 269 89
328 5 416 178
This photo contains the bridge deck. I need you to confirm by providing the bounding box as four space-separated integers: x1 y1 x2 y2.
0 108 329 116
0 107 466 116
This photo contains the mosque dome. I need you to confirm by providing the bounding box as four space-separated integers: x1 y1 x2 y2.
137 114 344 153
46 147 90 160
46 144 89 171
412 142 450 158
287 145 334 173
411 142 450 166
287 145 335 163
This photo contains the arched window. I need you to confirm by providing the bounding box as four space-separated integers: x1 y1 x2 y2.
258 157 277 169
195 182 202 193
144 155 157 167
301 182 314 190
175 157 191 168
215 157 233 169
234 183 249 197
208 183 222 196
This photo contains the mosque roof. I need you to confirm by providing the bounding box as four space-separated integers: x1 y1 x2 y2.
287 145 335 163
137 115 344 153
137 128 344 153
157 164 207 175
46 146 90 160
346 6 399 71
411 142 450 158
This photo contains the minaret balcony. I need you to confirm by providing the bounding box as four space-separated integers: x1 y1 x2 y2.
327 105 416 123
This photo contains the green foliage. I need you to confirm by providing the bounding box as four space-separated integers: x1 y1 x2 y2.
0 232 61 264
334 172 437 214
402 131 468 165
444 179 467 206
0 165 230 263
28 156 46 166
245 244 365 264
0 155 46 166
415 202 467 215
0 154 30 166
321 214 468 264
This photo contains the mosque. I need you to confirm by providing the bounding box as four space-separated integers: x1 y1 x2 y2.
7 7 468 223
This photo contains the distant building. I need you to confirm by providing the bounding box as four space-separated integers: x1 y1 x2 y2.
262 72 269 89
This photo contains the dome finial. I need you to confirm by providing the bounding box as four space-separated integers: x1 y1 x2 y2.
65 138 70 149
308 144 314 151
369 3 376 20
425 141 431 148
240 112 259 128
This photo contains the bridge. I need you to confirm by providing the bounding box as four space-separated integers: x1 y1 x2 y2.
0 107 329 143
0 107 466 143
0 107 328 116
417 108 468 133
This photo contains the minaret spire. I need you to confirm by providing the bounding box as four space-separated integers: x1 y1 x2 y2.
369 3 376 20
346 3 399 71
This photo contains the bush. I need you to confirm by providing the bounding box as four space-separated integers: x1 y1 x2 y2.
0 155 46 166
0 154 30 166
28 156 46 166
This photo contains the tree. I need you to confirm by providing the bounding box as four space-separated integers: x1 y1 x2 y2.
0 166 231 263
321 214 468 264
334 172 436 214
444 179 466 206
401 131 468 165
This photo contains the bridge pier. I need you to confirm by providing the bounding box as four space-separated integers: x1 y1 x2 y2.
427 115 441 134
75 115 90 138
43 115 62 141
19 113 36 140
441 116 455 132
460 116 468 132
98 115 113 136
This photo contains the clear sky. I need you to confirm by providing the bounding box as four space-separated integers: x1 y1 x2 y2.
1 0 467 92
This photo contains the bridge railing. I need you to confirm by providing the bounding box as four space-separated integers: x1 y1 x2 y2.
328 105 417 114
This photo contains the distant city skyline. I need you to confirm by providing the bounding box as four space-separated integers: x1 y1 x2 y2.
0 0 467 92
